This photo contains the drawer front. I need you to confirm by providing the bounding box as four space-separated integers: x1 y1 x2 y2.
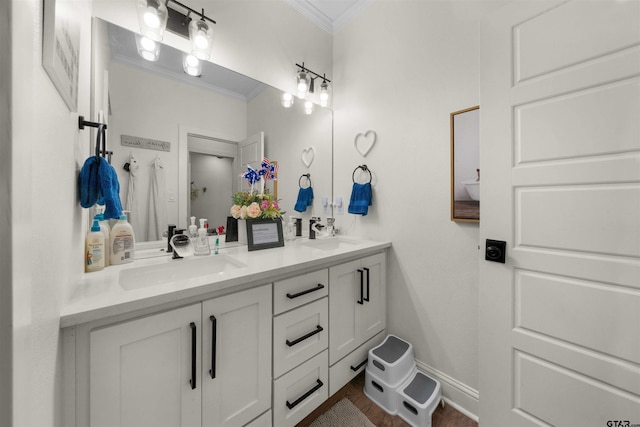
274 269 329 315
273 350 329 427
274 297 328 378
329 330 386 396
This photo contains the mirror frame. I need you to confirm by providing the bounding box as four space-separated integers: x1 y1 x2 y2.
450 106 480 223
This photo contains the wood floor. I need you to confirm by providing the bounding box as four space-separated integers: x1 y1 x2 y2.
297 372 478 427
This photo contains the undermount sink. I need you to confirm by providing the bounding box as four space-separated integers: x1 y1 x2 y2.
302 238 359 251
119 254 247 290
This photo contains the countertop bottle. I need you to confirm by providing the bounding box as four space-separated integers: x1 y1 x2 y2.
94 213 111 266
194 218 211 256
85 219 105 273
110 215 135 265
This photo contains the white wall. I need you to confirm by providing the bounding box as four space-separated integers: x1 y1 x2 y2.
11 0 93 425
333 0 503 416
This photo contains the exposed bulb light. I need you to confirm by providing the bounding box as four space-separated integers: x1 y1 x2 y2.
281 92 294 108
135 34 160 61
136 0 168 41
319 80 329 107
304 100 314 115
189 12 214 60
297 71 310 99
183 54 202 76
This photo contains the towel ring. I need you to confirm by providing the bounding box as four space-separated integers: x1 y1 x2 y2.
299 173 312 189
352 165 372 184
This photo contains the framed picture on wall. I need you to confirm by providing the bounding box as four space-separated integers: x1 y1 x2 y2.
450 106 480 222
42 0 80 112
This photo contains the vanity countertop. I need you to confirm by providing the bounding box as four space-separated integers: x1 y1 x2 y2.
61 237 391 328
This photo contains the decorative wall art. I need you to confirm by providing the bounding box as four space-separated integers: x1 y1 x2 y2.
450 106 480 222
43 0 81 112
301 147 316 167
354 130 377 157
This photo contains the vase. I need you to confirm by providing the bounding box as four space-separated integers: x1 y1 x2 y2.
237 219 247 244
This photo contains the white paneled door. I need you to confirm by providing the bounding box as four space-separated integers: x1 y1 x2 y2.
479 1 640 426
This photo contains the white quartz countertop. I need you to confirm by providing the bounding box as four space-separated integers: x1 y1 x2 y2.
61 237 391 328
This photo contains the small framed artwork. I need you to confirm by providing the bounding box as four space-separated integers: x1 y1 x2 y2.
42 0 81 112
246 218 284 251
450 106 480 222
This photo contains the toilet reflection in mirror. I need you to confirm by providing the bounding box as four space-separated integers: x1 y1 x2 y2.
450 106 480 222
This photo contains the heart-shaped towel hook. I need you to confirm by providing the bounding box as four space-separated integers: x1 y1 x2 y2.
354 130 377 157
301 146 316 167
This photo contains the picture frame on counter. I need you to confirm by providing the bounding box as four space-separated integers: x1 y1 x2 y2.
246 218 284 251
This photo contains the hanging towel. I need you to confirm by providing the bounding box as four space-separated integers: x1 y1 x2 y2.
348 182 372 216
125 156 143 240
147 156 166 241
78 156 123 219
294 187 314 212
98 158 123 219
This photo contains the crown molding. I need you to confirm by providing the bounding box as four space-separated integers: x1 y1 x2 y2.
285 0 374 34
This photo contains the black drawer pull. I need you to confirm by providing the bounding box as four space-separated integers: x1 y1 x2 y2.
363 267 370 302
286 284 325 299
209 315 217 379
189 322 197 390
286 379 323 410
350 358 368 372
286 325 323 347
357 269 364 305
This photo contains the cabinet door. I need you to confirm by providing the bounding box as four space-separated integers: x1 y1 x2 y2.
329 253 387 365
201 284 272 427
90 304 201 427
328 259 360 365
359 253 386 344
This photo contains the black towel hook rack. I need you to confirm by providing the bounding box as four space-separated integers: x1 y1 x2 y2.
78 115 107 130
79 115 111 163
352 165 372 184
299 173 312 188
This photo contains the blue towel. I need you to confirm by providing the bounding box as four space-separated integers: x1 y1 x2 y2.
348 182 372 216
78 156 123 219
294 187 314 212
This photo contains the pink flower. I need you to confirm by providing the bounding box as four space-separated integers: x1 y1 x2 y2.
261 200 269 210
272 200 279 210
246 202 261 218
230 205 241 219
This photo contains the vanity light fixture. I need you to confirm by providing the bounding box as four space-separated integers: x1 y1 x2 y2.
281 92 295 108
189 11 215 60
295 63 331 105
137 0 168 41
135 34 161 61
183 54 202 76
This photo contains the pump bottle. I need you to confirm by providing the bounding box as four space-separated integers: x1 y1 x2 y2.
85 219 105 273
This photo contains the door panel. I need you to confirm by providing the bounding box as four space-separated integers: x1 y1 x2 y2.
479 1 640 426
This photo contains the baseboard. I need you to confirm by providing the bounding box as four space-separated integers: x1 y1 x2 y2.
414 359 479 422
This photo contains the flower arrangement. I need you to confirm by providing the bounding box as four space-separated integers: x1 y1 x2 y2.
231 157 284 220
230 190 284 220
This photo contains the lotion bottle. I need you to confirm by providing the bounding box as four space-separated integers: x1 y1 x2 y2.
188 216 197 239
85 219 105 273
94 213 111 266
194 218 210 256
110 215 135 264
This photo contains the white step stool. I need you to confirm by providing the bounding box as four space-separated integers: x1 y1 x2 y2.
367 334 415 387
397 371 442 427
364 364 417 415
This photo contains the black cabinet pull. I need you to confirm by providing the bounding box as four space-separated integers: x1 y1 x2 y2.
350 358 368 372
357 269 364 305
363 267 370 302
286 325 323 347
286 379 323 410
209 315 217 379
286 284 325 299
189 322 196 390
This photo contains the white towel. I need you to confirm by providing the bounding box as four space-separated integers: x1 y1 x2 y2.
125 156 145 240
147 156 166 241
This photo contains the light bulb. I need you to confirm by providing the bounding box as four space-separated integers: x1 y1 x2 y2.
281 92 294 108
304 101 314 115
185 54 199 67
195 32 209 49
140 37 156 51
141 50 158 61
143 8 161 28
319 81 329 107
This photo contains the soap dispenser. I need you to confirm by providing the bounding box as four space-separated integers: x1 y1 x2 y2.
85 219 105 273
285 216 296 241
193 218 211 256
188 216 197 239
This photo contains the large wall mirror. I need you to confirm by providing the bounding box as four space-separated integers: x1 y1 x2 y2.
450 106 480 223
91 18 333 246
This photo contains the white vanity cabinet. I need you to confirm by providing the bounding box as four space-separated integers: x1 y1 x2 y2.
328 253 386 391
88 284 272 427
